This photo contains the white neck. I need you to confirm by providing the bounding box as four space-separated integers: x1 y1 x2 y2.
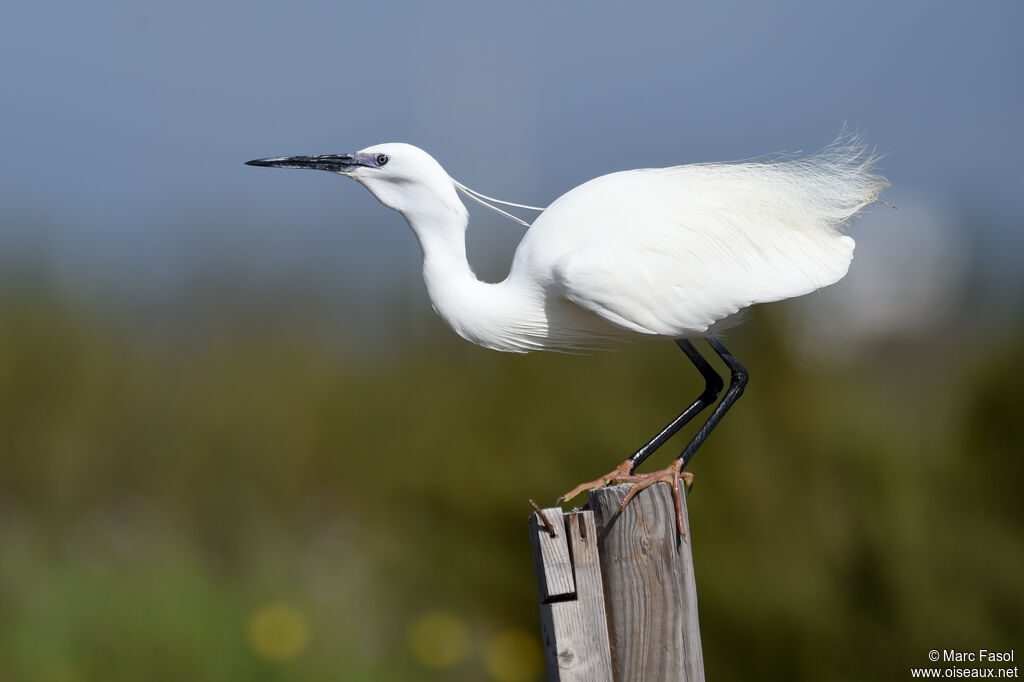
413 206 477 315
400 198 550 353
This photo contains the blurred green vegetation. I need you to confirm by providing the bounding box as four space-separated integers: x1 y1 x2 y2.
0 275 1021 681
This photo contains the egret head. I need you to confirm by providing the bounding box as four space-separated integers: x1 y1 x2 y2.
246 143 464 220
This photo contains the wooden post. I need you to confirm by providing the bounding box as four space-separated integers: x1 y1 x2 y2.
529 506 614 681
530 483 704 682
590 483 704 682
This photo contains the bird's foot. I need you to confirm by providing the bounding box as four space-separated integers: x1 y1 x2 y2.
556 460 636 506
614 460 694 536
557 459 694 535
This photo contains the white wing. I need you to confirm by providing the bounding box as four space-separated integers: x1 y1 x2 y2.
511 140 887 337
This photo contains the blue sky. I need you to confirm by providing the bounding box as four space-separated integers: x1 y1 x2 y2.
2 0 1022 298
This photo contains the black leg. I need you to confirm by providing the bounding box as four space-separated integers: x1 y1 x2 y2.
557 337 748 535
555 337 745 517
627 339 724 470
677 337 749 468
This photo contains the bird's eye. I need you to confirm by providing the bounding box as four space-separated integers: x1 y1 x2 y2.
376 153 389 167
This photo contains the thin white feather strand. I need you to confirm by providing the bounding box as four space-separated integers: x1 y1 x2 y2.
451 178 545 227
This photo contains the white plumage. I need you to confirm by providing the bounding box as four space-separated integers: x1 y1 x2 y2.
248 136 888 353
246 134 890 532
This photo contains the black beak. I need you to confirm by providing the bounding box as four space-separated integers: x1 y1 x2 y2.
244 154 364 173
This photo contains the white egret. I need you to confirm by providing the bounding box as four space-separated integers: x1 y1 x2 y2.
246 135 888 533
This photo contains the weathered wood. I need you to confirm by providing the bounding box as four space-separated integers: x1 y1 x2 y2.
589 483 705 682
530 506 575 602
529 507 614 682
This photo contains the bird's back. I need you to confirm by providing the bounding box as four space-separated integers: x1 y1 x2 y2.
509 138 888 339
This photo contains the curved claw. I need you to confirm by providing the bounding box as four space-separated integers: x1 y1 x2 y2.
673 471 694 534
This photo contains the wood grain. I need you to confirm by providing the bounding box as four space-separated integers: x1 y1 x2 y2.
530 507 614 682
589 483 705 682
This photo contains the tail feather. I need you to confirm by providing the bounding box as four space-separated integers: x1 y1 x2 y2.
769 131 890 230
